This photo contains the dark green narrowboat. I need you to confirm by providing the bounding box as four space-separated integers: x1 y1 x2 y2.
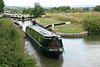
25 25 64 57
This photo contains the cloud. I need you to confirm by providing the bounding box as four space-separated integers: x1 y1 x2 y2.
4 0 100 7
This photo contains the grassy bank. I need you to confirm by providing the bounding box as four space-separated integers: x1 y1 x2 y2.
37 12 100 34
35 17 84 33
0 18 37 67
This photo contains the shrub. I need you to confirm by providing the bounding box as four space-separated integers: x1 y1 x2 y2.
83 15 100 34
0 18 37 67
94 5 100 12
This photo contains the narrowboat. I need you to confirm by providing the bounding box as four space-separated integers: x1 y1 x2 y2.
25 25 64 57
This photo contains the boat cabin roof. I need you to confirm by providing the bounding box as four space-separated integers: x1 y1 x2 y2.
27 25 61 38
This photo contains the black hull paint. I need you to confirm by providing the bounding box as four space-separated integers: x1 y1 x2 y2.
25 32 63 58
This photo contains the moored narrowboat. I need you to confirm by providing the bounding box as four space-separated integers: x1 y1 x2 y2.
25 25 64 57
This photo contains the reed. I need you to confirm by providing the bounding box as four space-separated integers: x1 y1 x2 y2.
83 15 100 34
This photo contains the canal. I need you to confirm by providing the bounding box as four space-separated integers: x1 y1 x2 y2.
17 21 100 67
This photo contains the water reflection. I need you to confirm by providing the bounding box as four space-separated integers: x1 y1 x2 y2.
17 21 32 32
84 35 100 45
62 38 100 67
25 38 63 67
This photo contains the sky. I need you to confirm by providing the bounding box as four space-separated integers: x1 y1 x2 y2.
4 0 100 7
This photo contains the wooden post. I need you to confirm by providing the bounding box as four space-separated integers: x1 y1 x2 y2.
52 24 54 30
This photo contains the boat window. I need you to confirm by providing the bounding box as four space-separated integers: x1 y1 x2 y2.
44 37 62 48
44 39 52 47
50 38 62 48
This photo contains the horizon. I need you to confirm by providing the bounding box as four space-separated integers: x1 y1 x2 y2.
5 5 96 8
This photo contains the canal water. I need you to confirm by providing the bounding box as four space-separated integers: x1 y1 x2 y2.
17 21 100 67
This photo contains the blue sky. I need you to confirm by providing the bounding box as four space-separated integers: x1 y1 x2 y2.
4 0 100 7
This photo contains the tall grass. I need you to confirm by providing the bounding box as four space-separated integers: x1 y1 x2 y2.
46 13 84 23
0 18 37 67
46 12 100 23
83 15 100 34
46 12 100 34
55 16 78 23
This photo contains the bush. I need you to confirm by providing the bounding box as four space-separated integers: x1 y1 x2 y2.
71 8 84 13
83 15 100 34
33 2 45 17
0 18 37 67
94 5 100 12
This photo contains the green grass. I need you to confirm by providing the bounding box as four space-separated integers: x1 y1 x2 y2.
0 18 38 67
54 23 84 33
43 12 100 34
0 18 13 24
36 18 63 25
0 18 13 32
35 17 84 33
37 18 53 25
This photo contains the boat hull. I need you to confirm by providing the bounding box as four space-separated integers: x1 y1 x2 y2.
25 32 63 58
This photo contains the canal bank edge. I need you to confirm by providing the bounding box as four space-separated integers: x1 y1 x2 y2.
36 21 88 38
56 31 88 38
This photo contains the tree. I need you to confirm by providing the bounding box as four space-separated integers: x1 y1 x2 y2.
83 7 89 11
45 6 71 13
22 8 27 14
26 8 32 14
0 0 5 13
29 8 34 15
33 2 45 17
59 6 71 12
71 8 84 13
94 5 100 12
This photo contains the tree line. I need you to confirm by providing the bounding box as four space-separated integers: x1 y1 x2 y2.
22 5 100 17
45 6 100 13
22 2 45 17
0 0 100 16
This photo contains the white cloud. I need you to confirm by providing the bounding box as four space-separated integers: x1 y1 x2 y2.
4 0 100 7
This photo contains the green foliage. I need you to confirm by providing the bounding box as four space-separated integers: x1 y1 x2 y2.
0 0 5 13
93 5 100 12
46 6 94 13
22 8 27 14
0 18 37 67
46 6 71 13
83 15 100 34
22 8 33 15
46 8 56 13
33 2 45 17
21 2 45 17
59 6 71 12
29 8 34 15
71 8 84 13
82 7 89 11
4 6 24 14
